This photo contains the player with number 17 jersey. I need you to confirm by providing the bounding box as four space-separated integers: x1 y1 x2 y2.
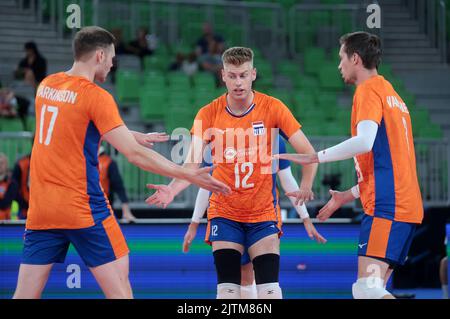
27 72 124 230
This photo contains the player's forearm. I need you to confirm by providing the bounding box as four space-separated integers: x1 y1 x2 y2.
128 147 191 182
278 168 309 219
191 188 210 223
299 163 318 190
318 120 378 163
168 161 201 197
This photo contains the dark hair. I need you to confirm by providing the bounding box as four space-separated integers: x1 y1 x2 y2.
339 31 382 69
73 26 116 60
24 41 39 56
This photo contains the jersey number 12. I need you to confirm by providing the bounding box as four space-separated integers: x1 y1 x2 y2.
234 163 254 189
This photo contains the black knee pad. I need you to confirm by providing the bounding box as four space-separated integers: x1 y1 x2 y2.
213 249 242 285
252 254 280 285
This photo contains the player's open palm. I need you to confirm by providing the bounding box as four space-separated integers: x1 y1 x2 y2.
303 218 327 243
145 184 175 208
182 223 199 253
134 132 170 148
317 189 345 221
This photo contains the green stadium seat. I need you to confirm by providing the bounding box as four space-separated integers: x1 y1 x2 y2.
304 47 327 76
139 90 166 120
318 63 344 91
165 107 195 133
168 72 192 91
292 75 320 92
277 60 301 81
0 118 24 132
116 70 140 103
293 92 316 115
193 73 216 90
144 55 171 73
143 72 167 89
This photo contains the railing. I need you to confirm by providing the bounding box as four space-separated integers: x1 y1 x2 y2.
404 0 448 62
1 132 448 209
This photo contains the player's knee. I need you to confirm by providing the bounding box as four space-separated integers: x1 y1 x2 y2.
252 253 279 284
252 254 282 299
213 249 242 285
214 249 242 299
352 277 391 299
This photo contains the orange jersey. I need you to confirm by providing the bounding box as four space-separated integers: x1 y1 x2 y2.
27 72 124 230
351 75 423 224
191 91 301 223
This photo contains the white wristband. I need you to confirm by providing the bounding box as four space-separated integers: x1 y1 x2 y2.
351 185 360 199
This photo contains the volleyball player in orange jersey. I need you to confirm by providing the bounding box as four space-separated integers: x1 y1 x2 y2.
146 47 319 299
13 26 230 299
277 32 424 299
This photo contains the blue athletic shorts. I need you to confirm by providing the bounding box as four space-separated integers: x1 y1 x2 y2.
21 215 129 268
206 217 280 258
357 214 417 266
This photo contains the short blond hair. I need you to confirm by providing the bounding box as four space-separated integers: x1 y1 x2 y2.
222 47 254 67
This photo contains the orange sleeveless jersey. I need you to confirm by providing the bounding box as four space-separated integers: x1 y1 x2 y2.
351 75 423 224
26 72 124 230
191 91 301 223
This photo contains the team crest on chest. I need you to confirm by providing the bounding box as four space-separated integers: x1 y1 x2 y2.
252 121 265 136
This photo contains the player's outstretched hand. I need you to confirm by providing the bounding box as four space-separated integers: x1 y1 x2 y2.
285 188 314 206
273 153 319 165
303 218 327 243
317 189 346 221
145 184 175 208
183 222 199 253
187 166 232 195
133 131 170 148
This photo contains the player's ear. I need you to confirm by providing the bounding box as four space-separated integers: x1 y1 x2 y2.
252 68 257 81
352 53 359 65
221 68 226 82
96 49 105 64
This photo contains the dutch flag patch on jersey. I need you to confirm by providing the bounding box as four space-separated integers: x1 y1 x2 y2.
252 121 265 136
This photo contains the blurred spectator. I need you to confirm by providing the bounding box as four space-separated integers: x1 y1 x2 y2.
15 42 47 90
0 83 31 129
169 52 185 71
98 146 136 223
128 27 156 65
195 23 224 57
111 28 130 55
109 28 131 84
0 153 11 220
169 52 199 77
0 153 31 220
198 40 223 84
0 87 17 118
11 154 31 219
182 52 199 76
